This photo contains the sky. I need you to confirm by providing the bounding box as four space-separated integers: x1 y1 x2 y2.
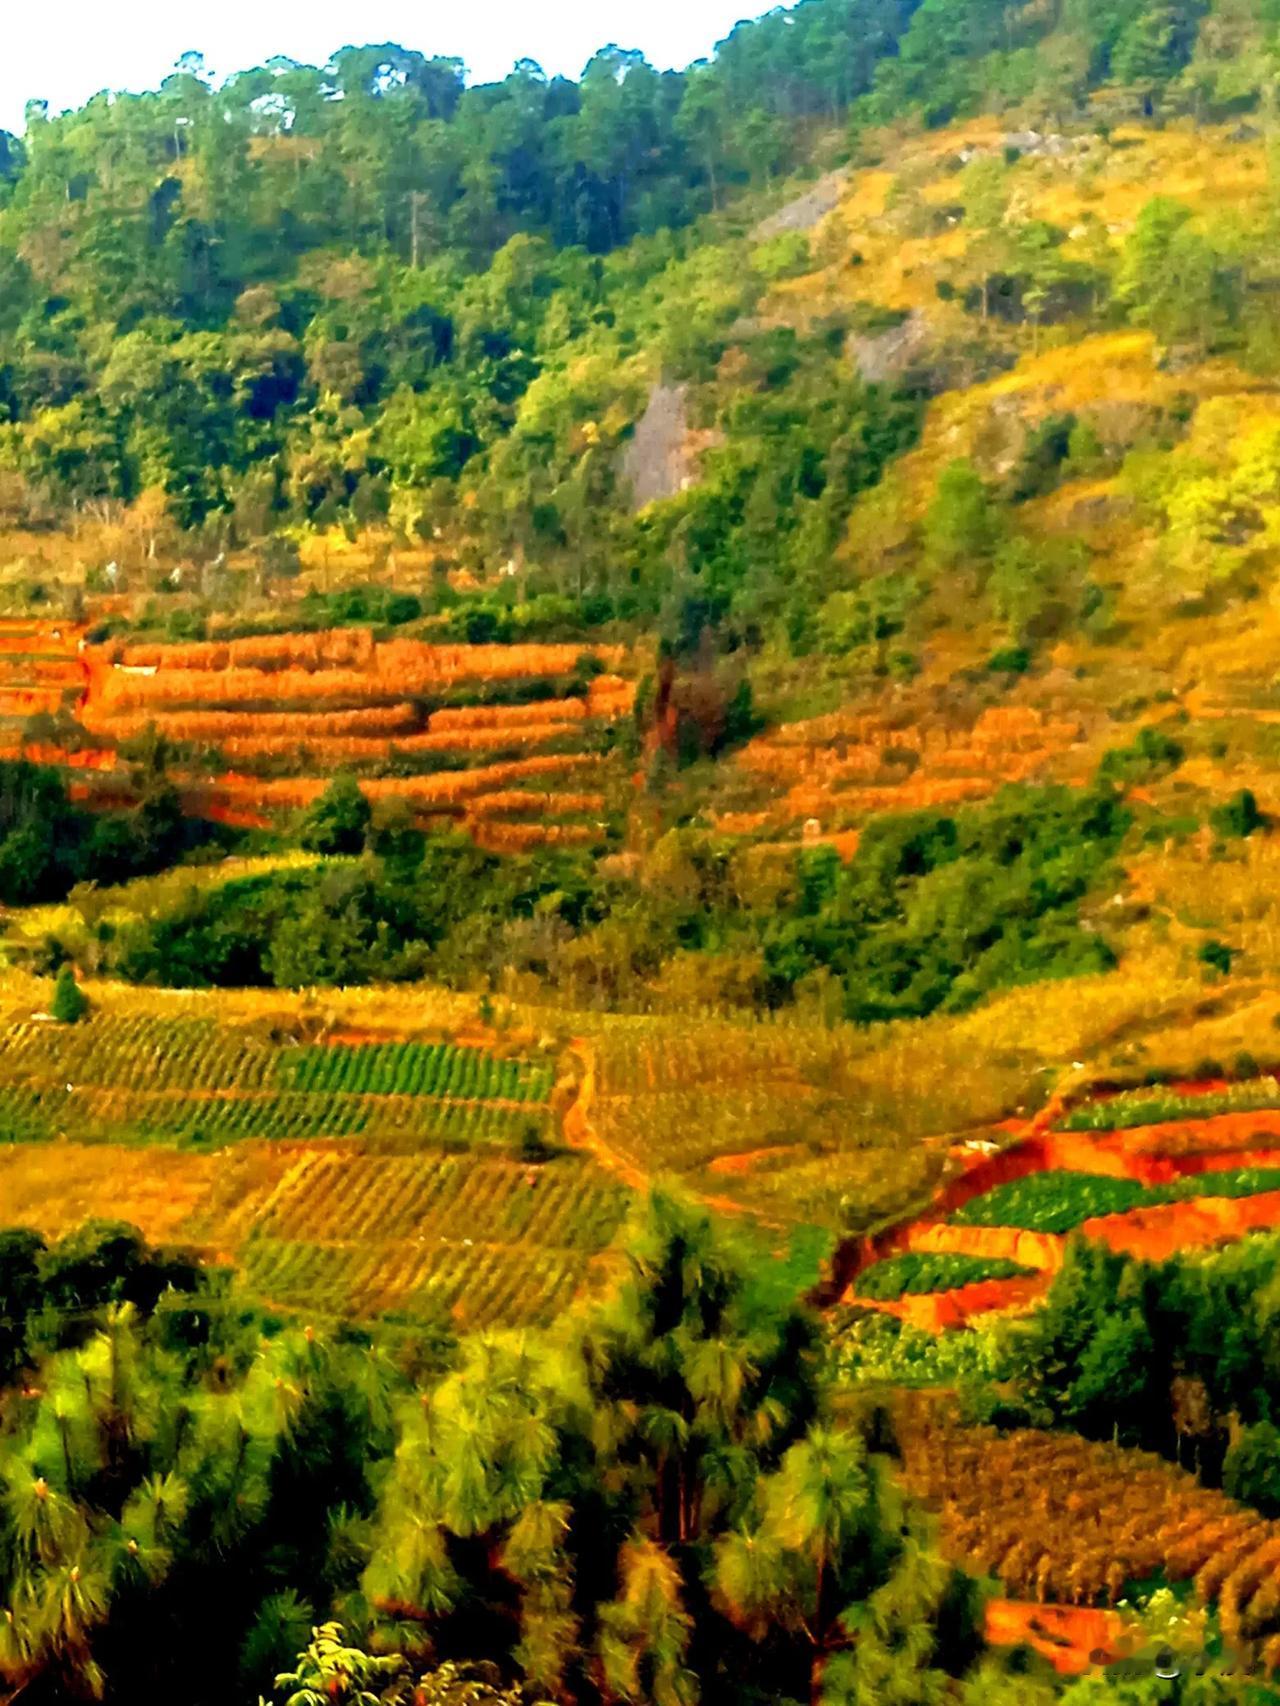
2 0 780 132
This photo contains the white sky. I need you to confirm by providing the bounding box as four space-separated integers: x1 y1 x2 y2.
2 0 782 132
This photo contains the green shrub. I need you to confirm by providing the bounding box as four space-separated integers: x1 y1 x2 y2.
986 645 1030 675
299 774 372 856
1224 1421 1280 1517
1098 724 1185 784
1199 938 1236 976
51 964 88 1025
1211 788 1264 839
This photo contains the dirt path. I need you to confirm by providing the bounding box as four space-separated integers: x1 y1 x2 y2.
556 1040 786 1222
558 1041 647 1192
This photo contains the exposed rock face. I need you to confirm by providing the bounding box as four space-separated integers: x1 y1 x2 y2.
1001 129 1078 158
848 310 931 384
753 169 848 239
621 382 725 510
621 382 690 509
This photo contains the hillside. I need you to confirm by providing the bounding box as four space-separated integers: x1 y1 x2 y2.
13 1 1280 1702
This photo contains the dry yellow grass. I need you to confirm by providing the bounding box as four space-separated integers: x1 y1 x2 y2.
0 1141 222 1242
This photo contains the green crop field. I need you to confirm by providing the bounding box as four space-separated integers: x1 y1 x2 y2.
1060 1079 1280 1131
951 1167 1280 1234
852 1252 1036 1300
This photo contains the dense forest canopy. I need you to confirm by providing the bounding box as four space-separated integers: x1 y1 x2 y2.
0 0 1264 594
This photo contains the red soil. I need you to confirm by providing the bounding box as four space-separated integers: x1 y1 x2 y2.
1084 1189 1280 1261
862 1273 1049 1330
1085 1110 1280 1155
984 1600 1127 1675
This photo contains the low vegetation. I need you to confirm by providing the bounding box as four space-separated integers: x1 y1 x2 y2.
952 1168 1280 1234
852 1250 1036 1300
1062 1079 1280 1131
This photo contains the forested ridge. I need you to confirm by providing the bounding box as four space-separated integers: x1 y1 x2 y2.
0 0 1263 581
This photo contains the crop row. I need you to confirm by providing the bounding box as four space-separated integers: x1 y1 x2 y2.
23 1084 546 1149
852 1252 1036 1301
243 1150 626 1249
114 633 625 677
464 789 605 820
0 1016 551 1108
239 1236 586 1326
209 722 584 763
279 1041 552 1102
951 1167 1280 1234
0 1015 277 1092
191 753 598 816
91 639 626 714
899 1405 1280 1659
1062 1078 1280 1131
97 704 422 742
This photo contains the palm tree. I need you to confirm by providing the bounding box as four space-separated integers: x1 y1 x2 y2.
576 1190 819 1549
597 1538 698 1706
712 1422 980 1706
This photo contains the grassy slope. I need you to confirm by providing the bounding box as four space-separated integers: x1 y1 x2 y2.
13 120 1280 1313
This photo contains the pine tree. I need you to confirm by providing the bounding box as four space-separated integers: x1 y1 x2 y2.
50 964 88 1024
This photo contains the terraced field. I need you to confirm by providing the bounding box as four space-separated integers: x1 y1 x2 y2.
0 620 636 852
899 1398 1280 1663
728 702 1092 855
0 619 93 729
841 1068 1280 1325
0 991 628 1327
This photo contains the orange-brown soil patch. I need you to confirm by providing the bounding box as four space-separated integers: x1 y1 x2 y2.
706 1144 809 1177
984 1600 1127 1675
862 1272 1049 1330
1084 1189 1280 1261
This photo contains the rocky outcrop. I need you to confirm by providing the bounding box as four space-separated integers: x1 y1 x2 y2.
848 310 931 384
753 170 848 239
621 383 724 509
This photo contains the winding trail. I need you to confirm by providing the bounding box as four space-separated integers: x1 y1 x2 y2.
557 1039 784 1221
